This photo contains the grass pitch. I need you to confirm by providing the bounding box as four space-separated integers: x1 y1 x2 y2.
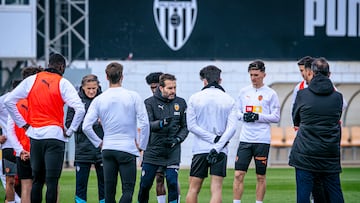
0 167 359 202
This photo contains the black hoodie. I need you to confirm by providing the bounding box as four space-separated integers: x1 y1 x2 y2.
142 87 188 166
289 74 343 172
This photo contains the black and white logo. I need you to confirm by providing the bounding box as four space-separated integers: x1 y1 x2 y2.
153 0 197 51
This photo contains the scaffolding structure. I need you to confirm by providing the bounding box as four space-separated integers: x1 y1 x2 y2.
0 0 89 93
37 0 89 68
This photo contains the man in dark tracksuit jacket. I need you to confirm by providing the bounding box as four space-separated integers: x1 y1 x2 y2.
138 73 188 203
289 57 344 203
66 74 104 203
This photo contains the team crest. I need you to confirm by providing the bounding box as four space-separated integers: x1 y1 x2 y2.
174 103 180 111
258 95 263 101
153 0 197 51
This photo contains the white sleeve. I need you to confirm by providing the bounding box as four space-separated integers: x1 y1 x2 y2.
186 97 215 144
214 102 237 152
6 116 24 156
258 91 281 123
333 86 348 111
5 77 35 128
291 83 300 107
342 97 347 111
82 98 102 148
135 93 150 151
0 95 8 130
60 79 85 136
236 92 244 120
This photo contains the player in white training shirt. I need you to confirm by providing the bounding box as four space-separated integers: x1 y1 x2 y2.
186 65 237 203
82 62 149 203
233 60 280 203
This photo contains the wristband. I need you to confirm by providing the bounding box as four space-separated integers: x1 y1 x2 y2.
22 123 30 131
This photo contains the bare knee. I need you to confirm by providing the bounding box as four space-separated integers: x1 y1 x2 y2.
256 174 266 183
234 171 246 183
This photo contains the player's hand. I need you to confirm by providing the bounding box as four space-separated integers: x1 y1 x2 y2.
0 135 6 144
64 132 72 138
206 149 219 164
214 135 221 143
20 150 30 161
160 117 173 128
243 112 259 122
165 136 181 148
63 127 72 138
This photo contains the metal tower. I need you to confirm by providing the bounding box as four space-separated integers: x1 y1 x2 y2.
37 0 89 68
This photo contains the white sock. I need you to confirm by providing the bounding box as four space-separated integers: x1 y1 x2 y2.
157 195 166 203
7 201 16 203
256 201 263 203
233 200 241 203
178 195 181 203
14 186 21 203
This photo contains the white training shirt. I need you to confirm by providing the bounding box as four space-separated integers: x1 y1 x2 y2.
5 73 85 142
82 87 150 157
187 87 238 155
237 85 280 144
0 93 12 149
6 116 24 156
291 80 308 106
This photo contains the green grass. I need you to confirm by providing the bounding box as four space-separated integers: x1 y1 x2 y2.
1 167 359 202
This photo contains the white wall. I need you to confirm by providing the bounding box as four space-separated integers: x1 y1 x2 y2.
66 60 360 167
71 60 360 101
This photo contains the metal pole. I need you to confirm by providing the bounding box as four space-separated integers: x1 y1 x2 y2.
55 0 61 53
85 0 89 69
68 0 72 64
45 0 50 66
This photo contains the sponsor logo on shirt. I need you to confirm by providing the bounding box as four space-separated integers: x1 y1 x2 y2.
245 105 262 113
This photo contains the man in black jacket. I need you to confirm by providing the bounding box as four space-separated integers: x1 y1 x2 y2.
66 74 104 203
145 71 170 203
138 73 188 203
290 57 344 203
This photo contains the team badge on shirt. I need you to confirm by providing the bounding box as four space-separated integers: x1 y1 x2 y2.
258 95 263 101
174 103 180 111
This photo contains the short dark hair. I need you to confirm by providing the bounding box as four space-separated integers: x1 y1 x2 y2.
159 73 176 87
248 60 265 72
199 65 221 84
297 56 314 69
48 53 66 70
145 72 163 85
311 57 330 76
21 66 44 79
105 62 123 84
